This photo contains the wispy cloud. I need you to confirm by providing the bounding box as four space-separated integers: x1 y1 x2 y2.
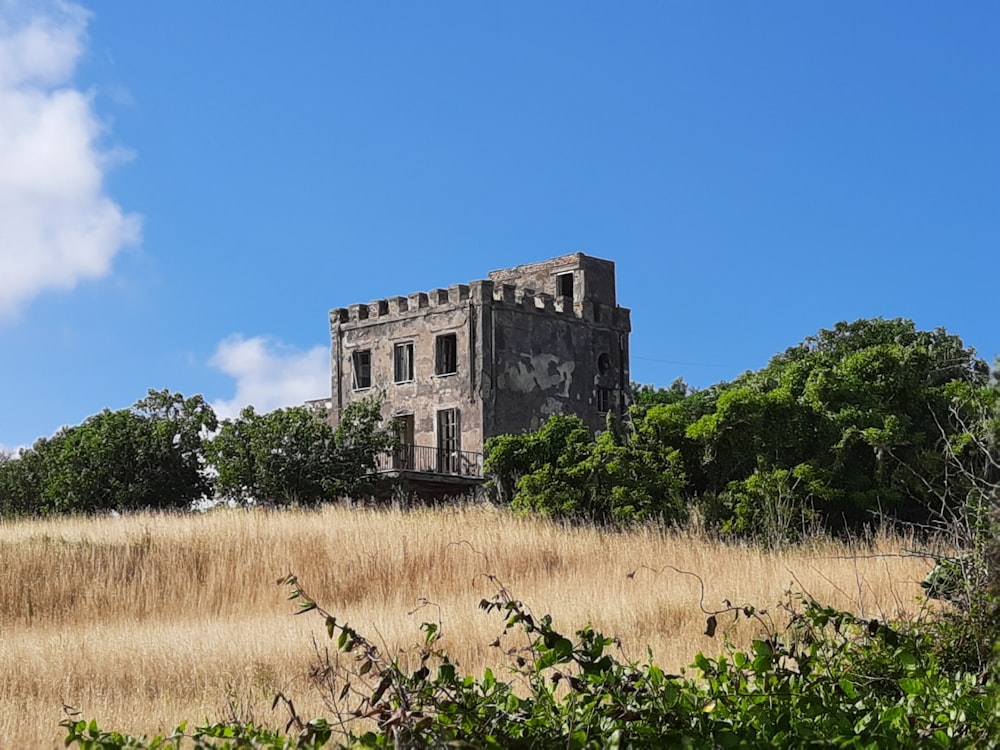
0 0 141 318
209 335 329 421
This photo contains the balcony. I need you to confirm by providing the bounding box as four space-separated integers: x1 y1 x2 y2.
373 444 483 478
370 444 484 501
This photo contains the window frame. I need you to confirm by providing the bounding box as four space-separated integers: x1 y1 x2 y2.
436 407 460 474
351 349 372 390
393 341 415 383
596 387 613 413
392 414 415 470
435 333 458 376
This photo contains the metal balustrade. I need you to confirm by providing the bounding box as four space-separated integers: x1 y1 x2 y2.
373 444 483 477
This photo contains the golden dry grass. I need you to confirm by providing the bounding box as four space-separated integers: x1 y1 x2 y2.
0 503 933 748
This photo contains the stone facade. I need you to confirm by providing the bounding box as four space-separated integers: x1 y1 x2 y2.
327 253 631 466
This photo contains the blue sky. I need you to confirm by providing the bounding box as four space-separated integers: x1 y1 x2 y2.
1 1 998 451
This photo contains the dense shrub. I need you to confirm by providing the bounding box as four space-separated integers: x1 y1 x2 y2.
0 390 217 515
205 397 394 506
485 414 686 524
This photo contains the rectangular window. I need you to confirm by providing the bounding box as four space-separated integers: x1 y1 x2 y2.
394 342 414 383
435 334 458 375
597 387 613 413
351 350 371 390
437 408 459 474
556 272 574 299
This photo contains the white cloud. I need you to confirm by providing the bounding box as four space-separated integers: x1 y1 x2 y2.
0 0 141 318
210 335 330 421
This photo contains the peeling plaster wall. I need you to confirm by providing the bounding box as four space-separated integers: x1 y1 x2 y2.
487 303 629 437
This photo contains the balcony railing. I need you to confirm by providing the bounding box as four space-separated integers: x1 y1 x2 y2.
374 444 483 478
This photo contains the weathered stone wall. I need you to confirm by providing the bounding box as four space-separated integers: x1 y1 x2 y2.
487 254 582 300
577 254 618 310
330 283 484 455
486 253 619 318
484 291 630 437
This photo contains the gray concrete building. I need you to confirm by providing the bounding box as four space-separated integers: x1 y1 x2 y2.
325 253 631 492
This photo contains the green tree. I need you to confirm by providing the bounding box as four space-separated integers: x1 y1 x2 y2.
687 318 990 535
208 405 335 505
0 390 218 514
632 386 716 498
206 396 393 506
630 377 692 410
331 396 397 488
0 446 47 516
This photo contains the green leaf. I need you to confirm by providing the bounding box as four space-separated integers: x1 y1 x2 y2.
838 678 858 700
898 677 923 695
880 705 907 729
553 636 573 660
422 622 438 644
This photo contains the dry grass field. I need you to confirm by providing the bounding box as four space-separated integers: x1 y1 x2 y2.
0 503 934 748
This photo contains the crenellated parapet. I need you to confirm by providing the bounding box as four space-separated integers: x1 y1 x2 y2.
331 283 476 328
490 284 630 329
331 281 629 331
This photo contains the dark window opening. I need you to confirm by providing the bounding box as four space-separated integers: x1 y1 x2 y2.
394 342 414 383
437 408 460 473
393 414 415 470
597 387 613 413
435 334 458 375
557 272 574 299
597 352 611 375
352 350 372 390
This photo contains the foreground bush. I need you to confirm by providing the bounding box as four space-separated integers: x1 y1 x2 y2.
65 574 999 749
